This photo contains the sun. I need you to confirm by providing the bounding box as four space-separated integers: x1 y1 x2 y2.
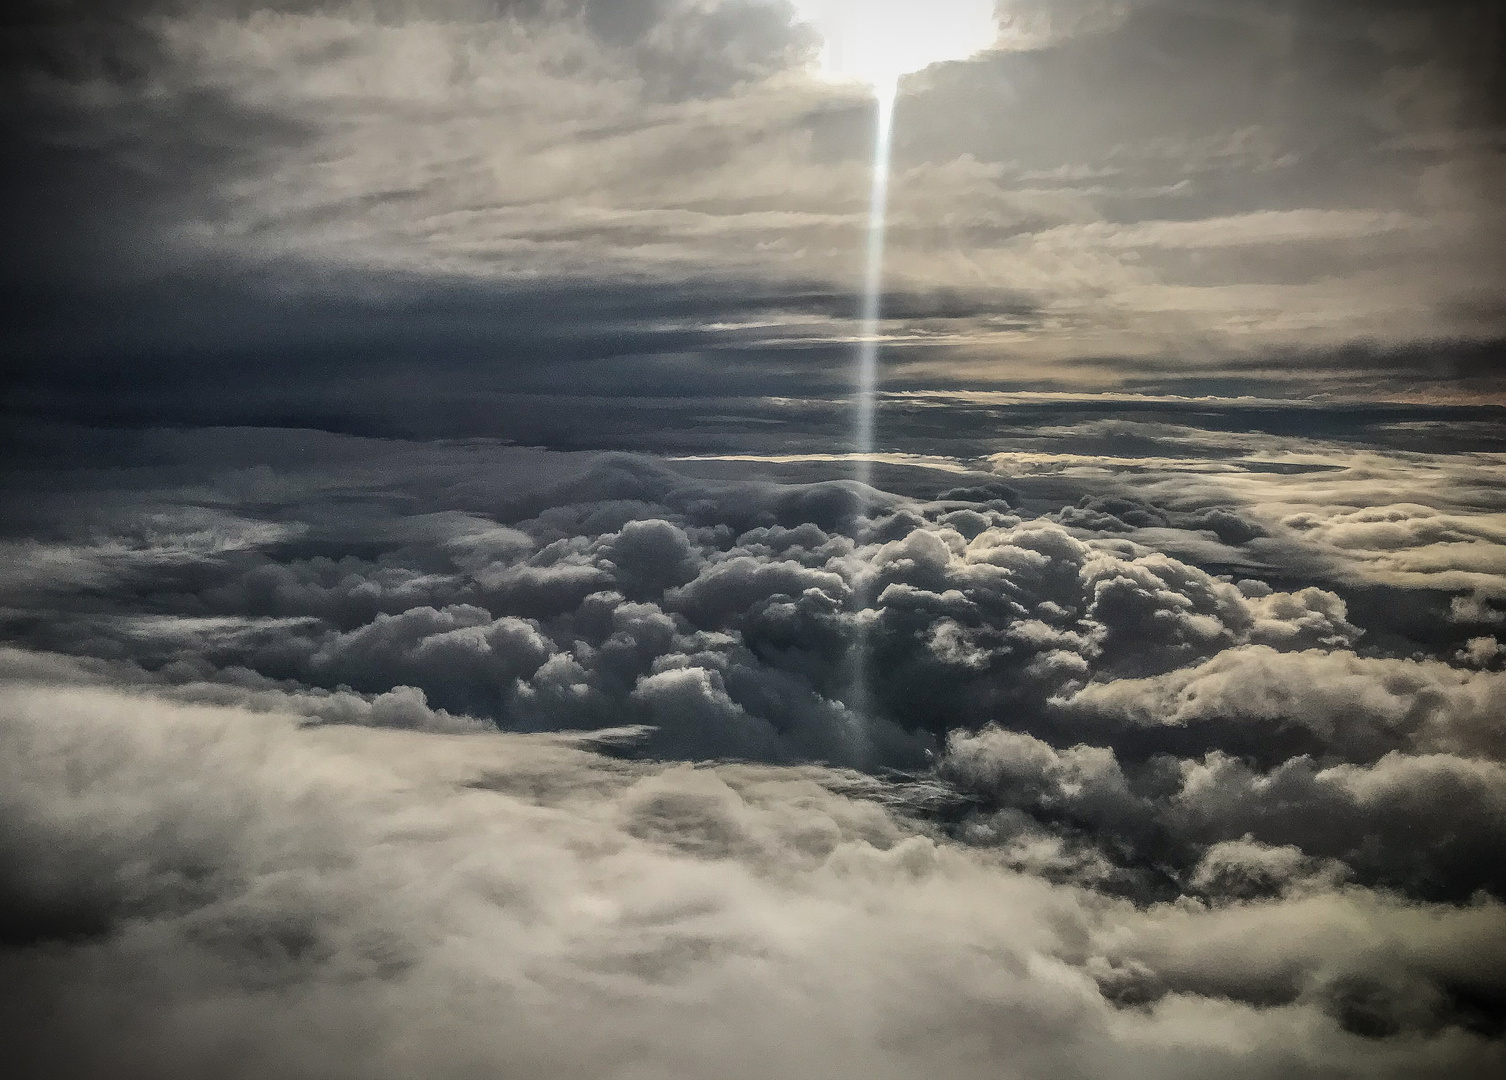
793 0 999 88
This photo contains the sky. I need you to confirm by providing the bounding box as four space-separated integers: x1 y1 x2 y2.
3 3 1506 1079
3 0 1504 421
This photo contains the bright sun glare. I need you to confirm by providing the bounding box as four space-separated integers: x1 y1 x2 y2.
794 0 999 88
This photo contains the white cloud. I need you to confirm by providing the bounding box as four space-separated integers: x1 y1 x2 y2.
2 679 1503 1078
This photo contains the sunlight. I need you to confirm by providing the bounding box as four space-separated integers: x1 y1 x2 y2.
844 81 897 724
852 82 895 495
794 0 999 86
788 4 999 722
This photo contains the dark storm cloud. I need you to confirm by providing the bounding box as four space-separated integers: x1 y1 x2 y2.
0 1 830 424
1 267 1045 436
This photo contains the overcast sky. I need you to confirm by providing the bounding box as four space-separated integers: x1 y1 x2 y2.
3 0 1504 425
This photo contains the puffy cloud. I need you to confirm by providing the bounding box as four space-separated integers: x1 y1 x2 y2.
0 438 1462 776
2 680 1504 1079
599 518 702 597
1187 837 1351 901
1060 645 1506 762
303 604 556 715
669 555 851 627
2 419 1506 1073
630 664 785 761
941 725 1506 902
1458 636 1504 668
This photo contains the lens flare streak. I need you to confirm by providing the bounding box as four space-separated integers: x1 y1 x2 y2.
847 79 898 728
853 80 897 494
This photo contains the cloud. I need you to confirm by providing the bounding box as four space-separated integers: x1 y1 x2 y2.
155 463 1363 766
1187 837 1351 900
2 409 1505 1072
3 0 1503 417
2 679 1504 1078
940 723 1506 901
4 3 1505 1069
1059 644 1506 761
5 426 1498 779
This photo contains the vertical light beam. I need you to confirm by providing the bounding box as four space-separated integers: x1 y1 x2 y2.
853 79 897 494
847 78 898 729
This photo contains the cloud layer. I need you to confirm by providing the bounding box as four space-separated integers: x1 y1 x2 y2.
3 680 1504 1079
1 414 1503 1077
3 0 1503 414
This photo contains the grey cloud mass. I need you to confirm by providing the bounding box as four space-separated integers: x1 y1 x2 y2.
3 0 1504 416
4 2 1506 1076
3 413 1506 1074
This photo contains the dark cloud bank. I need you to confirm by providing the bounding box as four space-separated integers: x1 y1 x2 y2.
3 0 1505 409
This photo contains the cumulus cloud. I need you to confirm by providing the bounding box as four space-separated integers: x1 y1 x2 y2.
941 724 1506 901
1059 644 1506 761
2 427 1498 774
3 417 1505 1073
4 446 1389 769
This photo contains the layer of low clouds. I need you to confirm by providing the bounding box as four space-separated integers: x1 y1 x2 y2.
4 679 1503 1079
3 409 1505 1072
